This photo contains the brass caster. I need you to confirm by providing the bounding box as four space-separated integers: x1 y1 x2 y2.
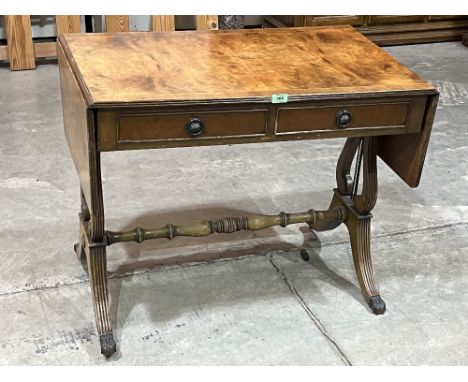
300 249 310 261
369 295 386 315
100 333 116 358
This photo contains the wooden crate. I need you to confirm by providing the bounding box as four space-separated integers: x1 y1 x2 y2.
0 15 218 70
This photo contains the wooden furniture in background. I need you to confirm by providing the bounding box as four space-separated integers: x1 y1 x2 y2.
195 15 218 30
105 16 130 33
56 15 81 35
266 15 468 45
4 16 36 70
0 15 79 70
151 15 176 32
0 15 218 70
57 26 438 357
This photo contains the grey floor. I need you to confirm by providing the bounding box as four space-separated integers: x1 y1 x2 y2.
0 41 467 365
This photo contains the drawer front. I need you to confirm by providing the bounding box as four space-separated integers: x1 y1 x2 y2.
97 96 431 151
275 98 426 135
118 109 268 143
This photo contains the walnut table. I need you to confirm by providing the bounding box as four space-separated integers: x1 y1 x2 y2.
57 26 438 357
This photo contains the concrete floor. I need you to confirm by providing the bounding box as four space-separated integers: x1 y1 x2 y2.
0 41 467 365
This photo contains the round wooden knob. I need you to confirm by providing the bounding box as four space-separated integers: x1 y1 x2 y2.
185 117 204 137
336 110 352 128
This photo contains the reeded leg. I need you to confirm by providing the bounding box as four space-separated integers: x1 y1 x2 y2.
345 213 385 314
87 244 116 357
86 151 116 357
334 136 386 314
62 82 115 355
77 150 116 357
74 194 116 355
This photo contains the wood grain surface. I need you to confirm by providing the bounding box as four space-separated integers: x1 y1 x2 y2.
118 108 268 142
4 15 35 70
105 16 130 32
56 15 81 35
151 16 175 32
195 15 219 31
0 45 7 60
59 26 435 106
57 41 95 213
34 41 57 58
377 94 439 187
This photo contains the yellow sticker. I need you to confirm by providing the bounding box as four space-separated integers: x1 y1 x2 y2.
272 94 288 103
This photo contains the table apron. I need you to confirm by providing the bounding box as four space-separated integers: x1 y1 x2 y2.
96 95 428 152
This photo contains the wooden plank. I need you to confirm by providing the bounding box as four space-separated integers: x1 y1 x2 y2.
4 15 36 70
367 29 468 46
1 41 58 60
368 15 427 25
305 15 365 27
105 16 130 32
195 15 218 31
34 41 57 58
0 45 8 60
151 15 175 32
56 15 81 35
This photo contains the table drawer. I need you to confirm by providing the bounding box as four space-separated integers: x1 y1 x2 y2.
117 109 268 143
275 98 426 135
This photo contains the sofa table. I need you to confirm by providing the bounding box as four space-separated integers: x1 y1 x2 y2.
57 26 438 357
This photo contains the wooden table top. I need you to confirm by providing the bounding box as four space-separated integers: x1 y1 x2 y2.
59 26 435 107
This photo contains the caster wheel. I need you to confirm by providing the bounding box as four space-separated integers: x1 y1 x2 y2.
300 249 310 261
